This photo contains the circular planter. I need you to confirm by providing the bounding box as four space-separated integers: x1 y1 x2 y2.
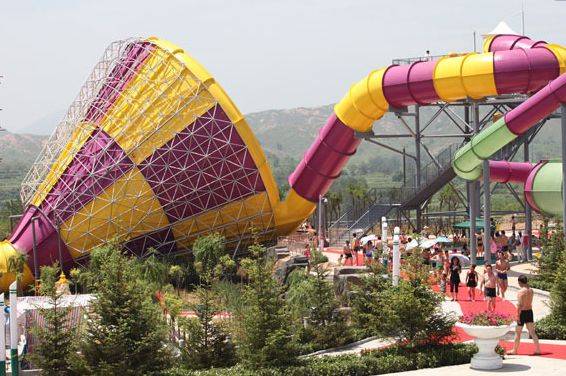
456 322 513 370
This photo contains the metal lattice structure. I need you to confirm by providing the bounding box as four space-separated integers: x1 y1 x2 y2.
15 37 277 265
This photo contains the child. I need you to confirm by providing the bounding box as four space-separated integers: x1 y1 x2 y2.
440 272 447 295
466 264 478 301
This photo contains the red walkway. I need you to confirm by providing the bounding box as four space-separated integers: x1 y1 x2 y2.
441 285 566 360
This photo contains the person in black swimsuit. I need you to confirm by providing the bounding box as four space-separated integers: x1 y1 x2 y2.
466 264 478 301
449 257 461 301
508 275 541 355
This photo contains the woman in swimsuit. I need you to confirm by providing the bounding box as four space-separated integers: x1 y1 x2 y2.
466 264 478 301
449 257 461 301
495 251 510 299
343 240 352 266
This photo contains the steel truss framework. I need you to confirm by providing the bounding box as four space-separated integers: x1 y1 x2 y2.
334 92 557 249
19 38 275 260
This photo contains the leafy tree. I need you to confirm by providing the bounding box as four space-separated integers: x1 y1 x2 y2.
192 233 227 276
350 263 391 337
137 248 169 290
180 275 235 369
538 229 565 285
351 257 454 345
7 252 27 288
169 264 185 295
549 248 566 325
31 264 83 375
80 244 172 375
234 243 296 367
286 254 351 349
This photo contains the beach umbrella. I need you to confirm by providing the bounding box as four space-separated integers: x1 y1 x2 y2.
435 236 452 243
360 234 378 245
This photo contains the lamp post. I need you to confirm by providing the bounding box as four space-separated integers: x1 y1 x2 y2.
0 293 5 376
9 281 17 376
381 216 388 256
392 226 401 286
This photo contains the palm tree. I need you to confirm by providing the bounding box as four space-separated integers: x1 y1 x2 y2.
7 253 27 293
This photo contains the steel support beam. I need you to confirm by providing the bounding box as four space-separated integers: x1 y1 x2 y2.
524 139 533 261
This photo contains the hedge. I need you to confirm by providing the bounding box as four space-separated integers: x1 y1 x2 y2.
166 343 476 376
536 316 566 340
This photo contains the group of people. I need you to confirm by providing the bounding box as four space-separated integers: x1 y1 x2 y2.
474 217 531 263
339 233 384 266
437 250 510 306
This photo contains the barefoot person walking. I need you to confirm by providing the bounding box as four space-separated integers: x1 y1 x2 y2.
480 264 497 312
495 251 510 299
466 264 478 301
508 275 542 355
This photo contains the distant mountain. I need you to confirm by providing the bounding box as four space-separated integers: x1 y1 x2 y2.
0 104 562 198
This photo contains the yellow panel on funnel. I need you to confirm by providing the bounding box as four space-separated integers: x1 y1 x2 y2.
100 46 217 164
60 167 169 255
172 192 273 249
31 123 96 207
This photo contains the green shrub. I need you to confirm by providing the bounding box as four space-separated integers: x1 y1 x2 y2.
351 256 455 345
234 243 297 367
536 315 566 340
164 343 476 376
286 257 353 351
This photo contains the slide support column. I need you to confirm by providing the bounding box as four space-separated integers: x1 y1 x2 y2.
524 140 533 261
483 159 492 264
415 105 422 232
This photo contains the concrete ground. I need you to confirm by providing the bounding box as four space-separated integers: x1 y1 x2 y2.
385 355 566 375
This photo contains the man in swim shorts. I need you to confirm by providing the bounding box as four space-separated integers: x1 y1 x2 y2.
480 264 497 312
507 275 541 355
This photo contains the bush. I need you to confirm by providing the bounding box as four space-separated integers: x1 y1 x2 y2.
31 265 83 375
286 257 353 351
233 243 297 367
164 343 476 376
80 244 173 375
351 256 455 345
180 272 235 369
536 315 566 340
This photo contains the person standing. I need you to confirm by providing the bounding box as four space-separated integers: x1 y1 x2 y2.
343 240 352 266
449 257 462 301
480 264 497 312
495 251 510 299
352 233 361 266
466 264 478 301
507 275 542 355
516 231 525 262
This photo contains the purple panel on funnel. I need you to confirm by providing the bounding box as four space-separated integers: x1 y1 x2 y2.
123 227 178 256
139 105 265 223
289 113 360 202
85 42 153 124
494 49 559 94
10 206 75 274
40 129 134 223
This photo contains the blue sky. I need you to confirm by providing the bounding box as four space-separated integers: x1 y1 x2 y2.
0 0 564 133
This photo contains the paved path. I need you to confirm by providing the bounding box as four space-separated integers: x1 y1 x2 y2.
384 355 566 375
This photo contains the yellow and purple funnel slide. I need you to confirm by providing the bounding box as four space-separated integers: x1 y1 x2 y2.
0 33 565 289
